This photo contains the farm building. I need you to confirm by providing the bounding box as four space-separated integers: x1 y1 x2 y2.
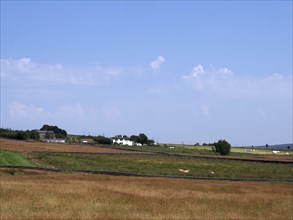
112 135 134 146
42 138 65 144
36 130 55 140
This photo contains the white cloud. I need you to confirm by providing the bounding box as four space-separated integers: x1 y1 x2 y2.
96 65 124 76
0 58 134 86
182 64 291 99
265 73 283 81
1 58 64 83
9 102 45 120
217 67 234 78
182 64 205 89
150 56 165 71
192 64 205 76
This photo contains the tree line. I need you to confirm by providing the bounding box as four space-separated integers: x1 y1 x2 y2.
0 128 40 140
0 126 154 146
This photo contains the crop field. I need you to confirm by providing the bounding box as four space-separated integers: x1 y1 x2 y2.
0 138 293 219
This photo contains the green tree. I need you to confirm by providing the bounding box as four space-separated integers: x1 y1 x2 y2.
147 139 155 146
213 139 231 155
0 128 18 139
93 136 113 145
130 135 139 143
138 133 148 145
29 130 40 140
40 124 67 138
16 131 29 140
45 132 54 139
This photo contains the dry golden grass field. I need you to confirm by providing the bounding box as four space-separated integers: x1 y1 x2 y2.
0 170 292 220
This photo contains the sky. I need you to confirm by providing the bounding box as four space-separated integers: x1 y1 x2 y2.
1 1 292 146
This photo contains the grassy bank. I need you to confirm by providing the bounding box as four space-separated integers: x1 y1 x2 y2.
0 172 292 220
0 150 35 166
31 153 293 180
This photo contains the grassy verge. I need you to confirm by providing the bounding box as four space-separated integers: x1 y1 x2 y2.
0 150 35 166
31 153 293 180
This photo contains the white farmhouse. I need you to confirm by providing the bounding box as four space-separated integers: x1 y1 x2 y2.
112 135 134 146
43 138 65 144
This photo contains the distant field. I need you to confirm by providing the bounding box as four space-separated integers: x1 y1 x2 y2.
112 144 293 162
152 144 292 155
231 146 292 155
0 172 292 220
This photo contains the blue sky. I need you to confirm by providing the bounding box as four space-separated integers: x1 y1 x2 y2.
1 1 292 146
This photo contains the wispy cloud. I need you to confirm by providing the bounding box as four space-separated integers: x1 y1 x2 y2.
0 58 139 86
8 102 97 122
8 102 45 120
150 56 165 71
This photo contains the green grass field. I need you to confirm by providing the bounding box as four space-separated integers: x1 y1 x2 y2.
30 152 293 180
0 150 35 166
